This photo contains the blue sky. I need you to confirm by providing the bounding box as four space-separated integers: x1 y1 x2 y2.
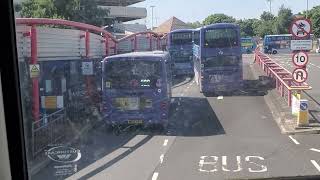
129 0 319 28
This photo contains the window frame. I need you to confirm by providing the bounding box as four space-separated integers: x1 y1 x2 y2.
0 0 29 179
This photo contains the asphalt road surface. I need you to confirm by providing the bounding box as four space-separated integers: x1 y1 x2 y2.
33 54 320 180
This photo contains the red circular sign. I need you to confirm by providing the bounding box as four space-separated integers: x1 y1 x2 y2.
292 68 308 83
291 51 309 67
290 18 312 39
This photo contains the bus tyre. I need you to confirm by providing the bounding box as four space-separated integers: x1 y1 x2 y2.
113 127 121 136
272 50 277 54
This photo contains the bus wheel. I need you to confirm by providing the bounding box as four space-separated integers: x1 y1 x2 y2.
113 127 121 136
272 50 277 54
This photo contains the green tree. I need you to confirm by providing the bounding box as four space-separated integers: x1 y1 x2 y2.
237 19 259 37
20 0 61 18
273 5 292 34
253 19 274 38
20 0 112 26
252 11 276 37
302 6 320 38
260 11 275 21
203 13 236 25
186 21 202 29
310 8 320 38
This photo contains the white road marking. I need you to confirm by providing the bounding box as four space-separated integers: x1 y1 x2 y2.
310 148 320 153
311 160 320 172
317 66 320 68
245 156 267 172
198 156 266 173
187 86 190 89
160 154 164 164
163 139 168 146
199 156 218 172
222 156 242 172
152 172 159 180
217 96 223 100
289 136 300 145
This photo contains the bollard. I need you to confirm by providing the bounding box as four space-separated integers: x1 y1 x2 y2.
291 92 300 116
297 99 309 127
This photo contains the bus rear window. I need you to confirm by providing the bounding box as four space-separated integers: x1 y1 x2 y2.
204 28 238 48
104 59 162 89
171 32 193 45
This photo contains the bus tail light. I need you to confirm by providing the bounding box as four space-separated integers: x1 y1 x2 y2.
156 79 162 88
161 101 167 110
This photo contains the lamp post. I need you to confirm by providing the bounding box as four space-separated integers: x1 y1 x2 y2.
306 0 309 18
150 5 155 30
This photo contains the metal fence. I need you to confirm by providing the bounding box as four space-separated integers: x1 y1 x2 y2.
254 49 312 106
32 109 68 157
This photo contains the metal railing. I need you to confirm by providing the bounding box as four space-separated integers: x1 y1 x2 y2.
32 109 67 157
254 49 312 106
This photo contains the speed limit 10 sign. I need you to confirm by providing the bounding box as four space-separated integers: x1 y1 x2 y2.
292 51 309 67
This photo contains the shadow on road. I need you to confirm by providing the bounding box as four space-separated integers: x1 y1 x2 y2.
204 76 276 97
309 110 320 124
172 75 193 88
165 97 226 136
32 121 152 180
53 95 226 179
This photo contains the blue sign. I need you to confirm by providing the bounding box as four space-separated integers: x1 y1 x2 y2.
300 102 308 111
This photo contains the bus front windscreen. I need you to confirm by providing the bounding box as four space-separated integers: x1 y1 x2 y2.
104 59 162 89
171 32 193 45
204 28 239 48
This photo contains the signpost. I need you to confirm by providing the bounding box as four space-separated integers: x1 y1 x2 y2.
298 99 309 126
292 51 309 67
290 18 312 39
289 17 312 127
30 64 40 78
290 40 313 51
292 68 308 83
82 61 93 75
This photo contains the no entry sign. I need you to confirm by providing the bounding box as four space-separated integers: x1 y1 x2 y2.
290 18 312 39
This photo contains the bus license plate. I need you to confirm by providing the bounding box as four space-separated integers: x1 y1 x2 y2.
128 120 143 124
115 97 140 110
